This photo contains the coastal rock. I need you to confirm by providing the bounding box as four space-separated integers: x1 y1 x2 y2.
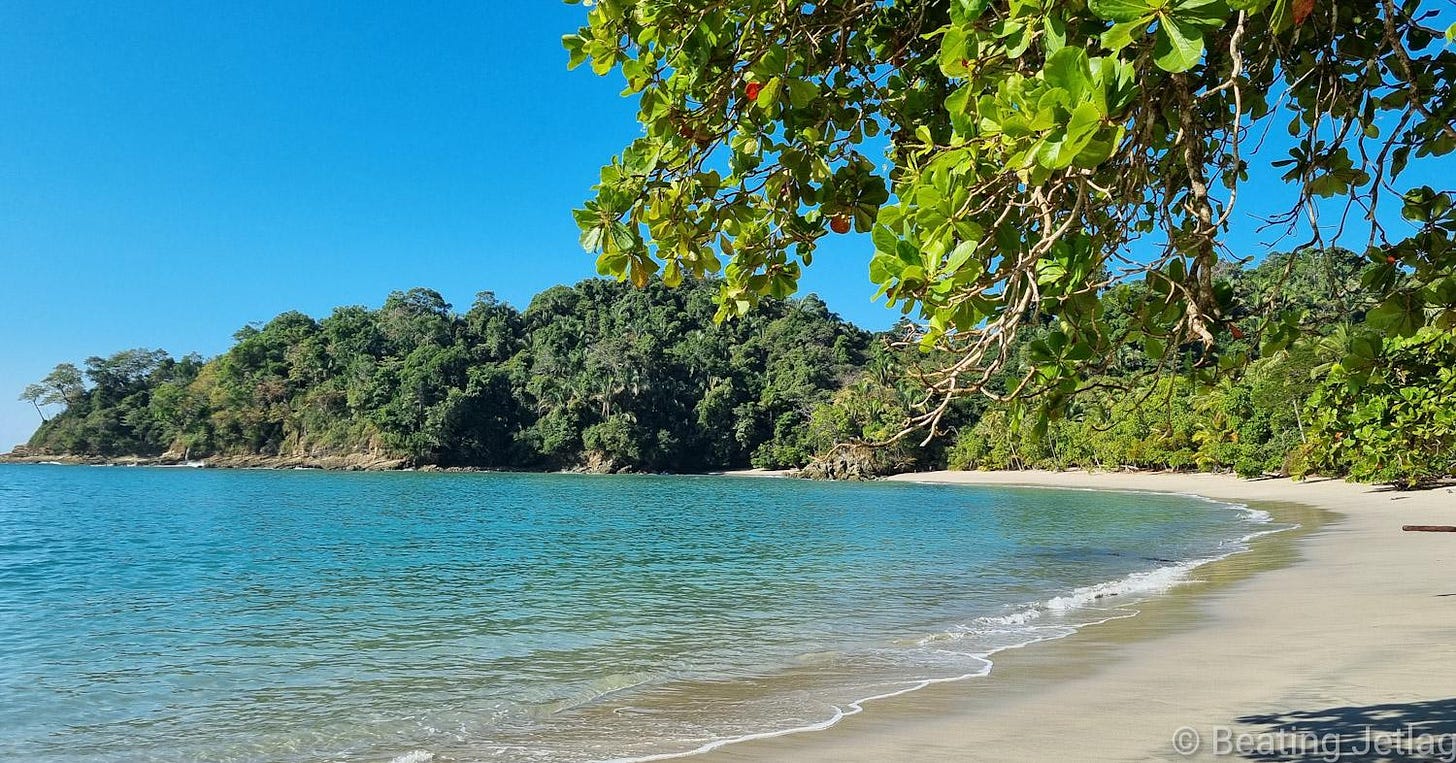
798 445 884 482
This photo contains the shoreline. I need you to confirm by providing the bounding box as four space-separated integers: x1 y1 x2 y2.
613 484 1295 763
5 460 1452 759
695 470 1456 761
0 452 802 476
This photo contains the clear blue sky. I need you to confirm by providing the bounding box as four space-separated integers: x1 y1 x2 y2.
0 2 888 448
0 3 1444 450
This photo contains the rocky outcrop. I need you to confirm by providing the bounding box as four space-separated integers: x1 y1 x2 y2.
797 445 884 481
0 451 409 471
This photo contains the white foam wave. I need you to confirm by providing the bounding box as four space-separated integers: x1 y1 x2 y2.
1047 556 1208 611
604 491 1294 763
603 662 993 763
976 608 1044 627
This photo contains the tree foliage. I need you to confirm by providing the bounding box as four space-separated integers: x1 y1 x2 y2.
17 253 1454 484
23 280 868 472
1306 326 1456 487
942 245 1454 486
566 0 1456 433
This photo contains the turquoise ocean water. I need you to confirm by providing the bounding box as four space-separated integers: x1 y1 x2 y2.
0 465 1271 762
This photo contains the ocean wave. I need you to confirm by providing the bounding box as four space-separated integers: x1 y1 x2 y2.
1046 556 1210 611
974 608 1044 627
610 495 1292 763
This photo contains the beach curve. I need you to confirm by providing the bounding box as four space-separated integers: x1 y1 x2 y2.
695 470 1455 762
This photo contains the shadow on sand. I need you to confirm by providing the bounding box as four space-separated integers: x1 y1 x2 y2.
1234 698 1456 761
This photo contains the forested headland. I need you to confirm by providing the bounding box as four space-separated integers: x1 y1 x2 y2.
17 278 876 473
12 249 1454 486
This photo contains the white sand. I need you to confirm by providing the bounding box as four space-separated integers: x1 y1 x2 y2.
715 468 795 478
703 470 1456 761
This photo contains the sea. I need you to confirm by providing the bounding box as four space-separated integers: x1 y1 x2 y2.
0 464 1276 762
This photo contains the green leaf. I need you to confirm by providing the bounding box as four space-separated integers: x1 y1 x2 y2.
756 77 782 109
939 25 969 76
1368 294 1426 338
562 35 588 70
895 239 921 267
1002 22 1033 58
869 253 901 284
872 224 899 255
944 239 979 275
1265 0 1294 33
786 79 820 109
1044 14 1068 53
950 0 991 24
946 86 973 133
662 260 682 287
1176 0 1232 26
1043 47 1092 98
1100 19 1149 50
1153 15 1207 72
1074 125 1124 168
1067 101 1103 145
1089 0 1156 23
595 249 628 276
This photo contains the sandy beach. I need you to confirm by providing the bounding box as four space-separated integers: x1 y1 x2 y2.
703 470 1456 761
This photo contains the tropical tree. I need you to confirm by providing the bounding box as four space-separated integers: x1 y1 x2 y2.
19 384 51 422
34 363 87 409
566 0 1456 433
20 364 85 423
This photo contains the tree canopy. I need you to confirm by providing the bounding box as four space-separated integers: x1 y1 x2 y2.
565 0 1456 432
16 258 1453 485
20 280 871 473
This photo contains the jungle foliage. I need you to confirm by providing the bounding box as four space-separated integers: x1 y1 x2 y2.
20 250 1455 485
566 0 1456 440
22 280 871 472
942 247 1456 487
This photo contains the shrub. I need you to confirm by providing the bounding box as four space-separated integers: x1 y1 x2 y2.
1306 328 1456 488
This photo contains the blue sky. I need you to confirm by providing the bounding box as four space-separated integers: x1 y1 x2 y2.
0 5 566 444
0 2 909 449
0 3 1445 449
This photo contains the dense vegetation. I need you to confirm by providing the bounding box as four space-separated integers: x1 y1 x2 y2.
941 248 1456 487
17 252 1455 486
19 279 872 473
567 0 1455 442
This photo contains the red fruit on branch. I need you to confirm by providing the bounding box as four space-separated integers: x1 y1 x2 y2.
1230 325 1245 340
830 215 851 234
1386 255 1398 264
744 82 762 101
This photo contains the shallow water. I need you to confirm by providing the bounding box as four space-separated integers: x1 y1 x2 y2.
0 465 1269 762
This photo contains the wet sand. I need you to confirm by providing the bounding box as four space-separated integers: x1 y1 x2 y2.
702 471 1456 761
